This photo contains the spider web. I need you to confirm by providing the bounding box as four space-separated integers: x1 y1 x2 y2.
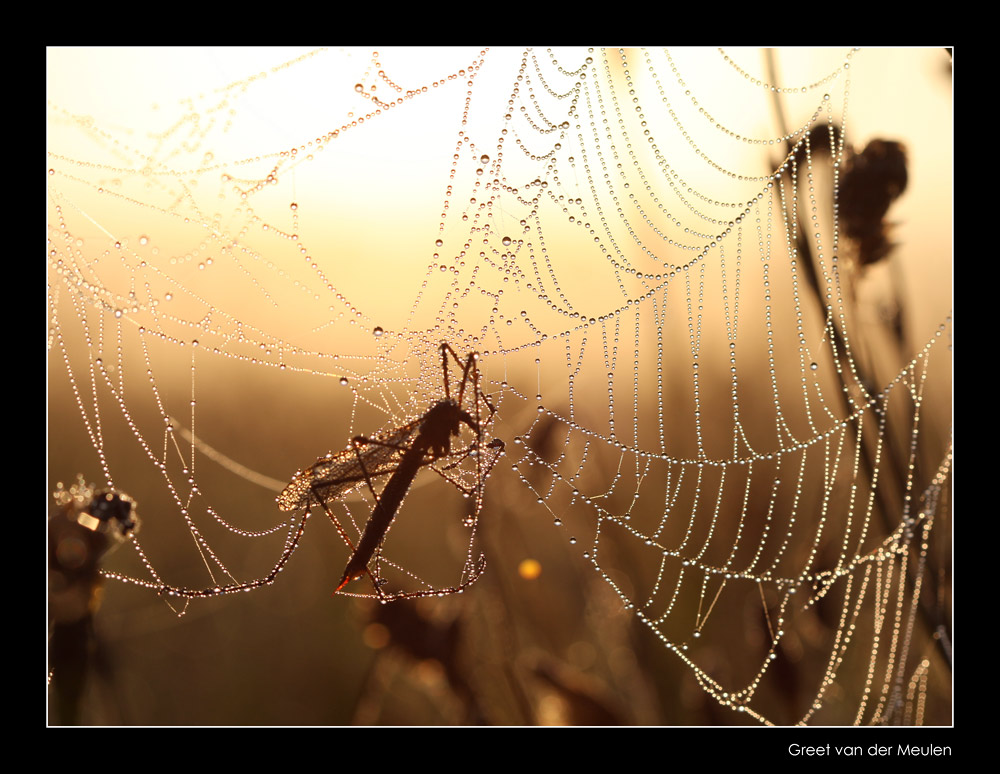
47 47 952 725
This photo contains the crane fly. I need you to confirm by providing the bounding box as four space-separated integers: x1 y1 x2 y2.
277 343 502 601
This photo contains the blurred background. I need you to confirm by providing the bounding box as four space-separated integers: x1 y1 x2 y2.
47 47 952 725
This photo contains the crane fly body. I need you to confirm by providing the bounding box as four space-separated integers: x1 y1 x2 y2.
277 343 501 601
335 397 477 592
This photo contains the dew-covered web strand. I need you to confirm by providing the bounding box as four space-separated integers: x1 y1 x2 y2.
493 48 947 722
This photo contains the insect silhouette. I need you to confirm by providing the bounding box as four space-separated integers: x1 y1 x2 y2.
277 343 502 601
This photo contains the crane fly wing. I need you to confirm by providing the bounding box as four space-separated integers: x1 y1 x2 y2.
276 451 368 512
276 420 421 512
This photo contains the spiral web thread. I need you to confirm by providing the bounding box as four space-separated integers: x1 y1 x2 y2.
47 47 951 724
